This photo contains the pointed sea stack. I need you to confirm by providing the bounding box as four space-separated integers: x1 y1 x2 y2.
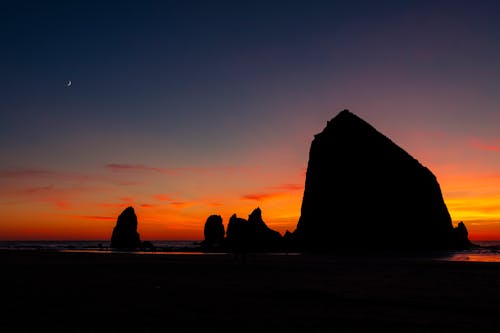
294 110 471 252
110 206 141 249
247 207 283 249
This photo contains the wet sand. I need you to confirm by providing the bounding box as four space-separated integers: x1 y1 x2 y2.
1 250 499 332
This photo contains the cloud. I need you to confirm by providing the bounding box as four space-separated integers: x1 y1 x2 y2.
0 168 92 181
8 185 81 210
118 197 135 204
72 215 116 221
206 202 224 207
106 163 255 176
106 164 179 175
0 167 131 188
470 139 500 152
468 219 500 226
140 204 156 208
0 169 55 178
242 183 304 202
153 193 195 209
97 203 130 208
96 196 136 209
242 192 285 201
268 183 304 191
56 201 71 209
22 185 55 194
170 201 193 209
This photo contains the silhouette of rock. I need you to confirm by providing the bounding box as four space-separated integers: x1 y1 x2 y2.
110 206 142 249
225 208 282 252
294 110 472 251
283 230 296 252
140 241 156 251
453 221 472 249
202 214 225 247
225 214 251 254
247 207 283 249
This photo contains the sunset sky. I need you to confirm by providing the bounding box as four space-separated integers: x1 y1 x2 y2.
1 1 499 241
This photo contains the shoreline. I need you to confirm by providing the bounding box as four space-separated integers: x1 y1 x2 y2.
2 246 500 263
2 244 500 263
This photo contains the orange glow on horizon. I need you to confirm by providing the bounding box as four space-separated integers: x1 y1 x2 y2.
0 190 303 241
0 160 499 242
437 168 500 242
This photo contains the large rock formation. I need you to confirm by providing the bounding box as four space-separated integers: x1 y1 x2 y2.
294 110 471 251
110 206 142 249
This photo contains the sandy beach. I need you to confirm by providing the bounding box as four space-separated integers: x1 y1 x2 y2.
1 250 499 332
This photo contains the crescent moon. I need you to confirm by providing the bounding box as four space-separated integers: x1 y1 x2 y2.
67 80 72 87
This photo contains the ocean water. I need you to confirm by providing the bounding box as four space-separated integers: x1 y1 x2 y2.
1 240 500 262
443 241 500 263
0 240 202 252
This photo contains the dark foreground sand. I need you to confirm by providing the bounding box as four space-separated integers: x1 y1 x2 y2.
1 250 499 333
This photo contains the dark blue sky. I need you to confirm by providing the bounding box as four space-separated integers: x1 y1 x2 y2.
3 1 499 142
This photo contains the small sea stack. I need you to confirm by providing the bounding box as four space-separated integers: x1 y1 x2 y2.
202 214 225 247
225 207 283 252
110 206 142 249
247 207 283 249
294 110 472 252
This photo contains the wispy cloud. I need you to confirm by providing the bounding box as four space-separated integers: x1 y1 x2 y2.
97 203 130 208
170 201 193 209
71 215 116 221
140 204 156 208
155 193 223 209
106 164 179 175
206 202 224 207
118 197 135 204
0 168 91 181
11 185 80 210
470 139 500 152
242 183 304 202
22 185 55 194
153 193 194 209
0 167 132 187
0 169 55 178
268 183 304 191
106 163 254 175
468 219 500 226
242 192 286 201
56 201 71 209
97 197 136 209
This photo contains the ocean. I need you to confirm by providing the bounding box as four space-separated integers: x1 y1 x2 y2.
1 240 499 262
0 240 202 253
446 241 500 263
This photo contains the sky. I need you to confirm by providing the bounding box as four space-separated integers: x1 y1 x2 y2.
1 0 499 241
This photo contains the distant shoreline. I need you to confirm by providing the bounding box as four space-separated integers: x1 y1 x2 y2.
2 242 500 263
